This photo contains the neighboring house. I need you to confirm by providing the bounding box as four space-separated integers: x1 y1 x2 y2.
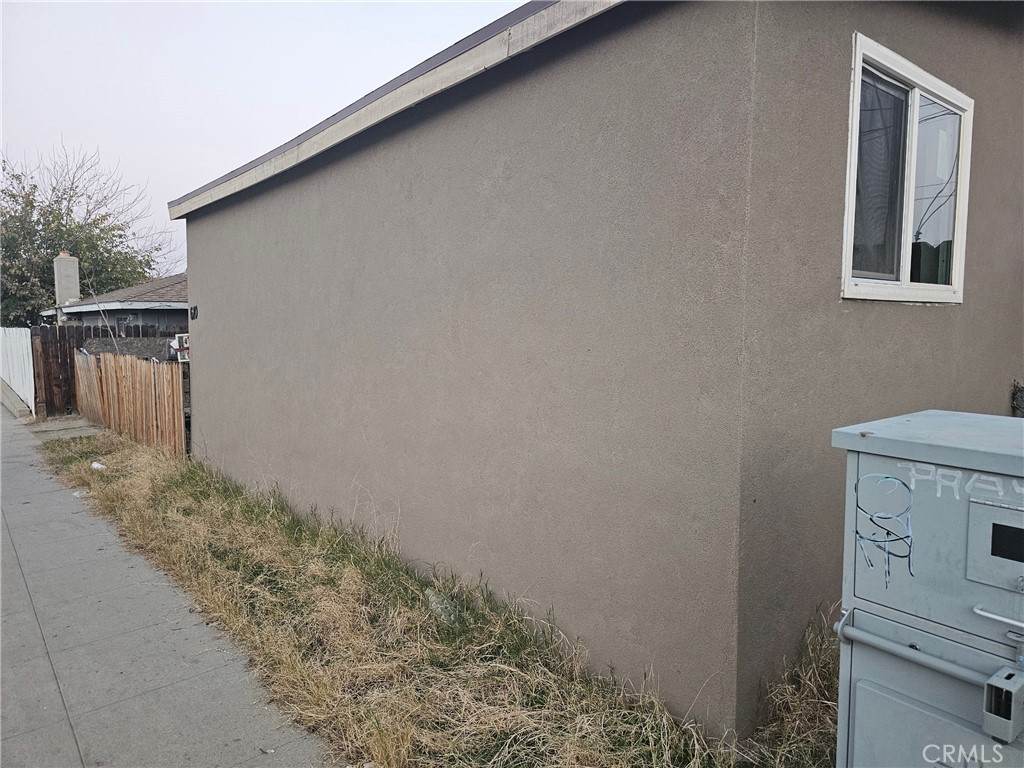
168 2 1023 732
42 272 189 335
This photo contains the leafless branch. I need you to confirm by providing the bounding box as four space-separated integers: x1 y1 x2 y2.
13 143 173 264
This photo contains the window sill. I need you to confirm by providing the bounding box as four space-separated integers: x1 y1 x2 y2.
841 281 963 304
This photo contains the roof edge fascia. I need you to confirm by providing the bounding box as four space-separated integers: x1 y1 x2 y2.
168 0 621 220
41 301 189 316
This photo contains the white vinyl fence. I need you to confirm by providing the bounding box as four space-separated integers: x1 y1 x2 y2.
1 328 35 415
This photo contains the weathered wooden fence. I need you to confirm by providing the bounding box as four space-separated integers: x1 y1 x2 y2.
1 328 36 415
29 324 171 417
32 325 79 416
75 352 186 458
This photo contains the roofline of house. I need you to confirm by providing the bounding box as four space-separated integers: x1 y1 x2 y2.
40 301 189 317
167 0 621 220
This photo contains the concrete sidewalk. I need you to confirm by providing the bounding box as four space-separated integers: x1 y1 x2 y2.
0 409 325 767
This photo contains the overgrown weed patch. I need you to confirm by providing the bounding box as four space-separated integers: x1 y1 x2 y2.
43 433 837 768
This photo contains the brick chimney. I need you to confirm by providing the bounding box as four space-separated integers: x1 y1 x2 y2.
53 251 81 325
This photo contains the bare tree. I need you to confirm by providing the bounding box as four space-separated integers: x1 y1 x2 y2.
1 144 175 325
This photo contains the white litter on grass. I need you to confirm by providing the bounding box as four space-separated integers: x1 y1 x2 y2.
424 587 458 625
72 490 89 498
90 462 106 471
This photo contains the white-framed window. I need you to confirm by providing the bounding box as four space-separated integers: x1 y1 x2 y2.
841 33 974 303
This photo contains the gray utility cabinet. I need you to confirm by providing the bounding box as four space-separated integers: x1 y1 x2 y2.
833 411 1024 768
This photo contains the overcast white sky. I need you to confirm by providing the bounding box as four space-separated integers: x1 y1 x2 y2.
2 1 523 273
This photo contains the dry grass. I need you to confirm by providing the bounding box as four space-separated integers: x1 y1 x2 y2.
745 610 839 768
43 433 838 768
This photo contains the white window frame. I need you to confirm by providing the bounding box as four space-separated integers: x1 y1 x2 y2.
841 33 974 303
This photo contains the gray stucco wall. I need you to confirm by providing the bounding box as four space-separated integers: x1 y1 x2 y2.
182 2 1023 732
733 1 1023 730
187 1 752 728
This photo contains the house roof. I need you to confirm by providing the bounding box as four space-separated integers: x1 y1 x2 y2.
41 273 188 316
168 0 620 220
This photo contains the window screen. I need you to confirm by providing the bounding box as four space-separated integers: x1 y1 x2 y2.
910 96 961 285
852 68 909 281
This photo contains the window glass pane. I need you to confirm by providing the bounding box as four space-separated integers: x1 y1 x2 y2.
910 95 960 285
852 68 909 281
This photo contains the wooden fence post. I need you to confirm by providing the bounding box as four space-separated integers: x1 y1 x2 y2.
30 328 46 418
62 325 82 415
43 326 60 415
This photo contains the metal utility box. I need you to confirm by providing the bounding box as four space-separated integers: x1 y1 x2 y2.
833 410 1024 768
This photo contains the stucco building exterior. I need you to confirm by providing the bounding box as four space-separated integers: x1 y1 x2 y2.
170 1 1023 731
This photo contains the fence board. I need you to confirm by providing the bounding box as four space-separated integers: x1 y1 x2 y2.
60 326 80 415
74 352 104 425
31 330 47 416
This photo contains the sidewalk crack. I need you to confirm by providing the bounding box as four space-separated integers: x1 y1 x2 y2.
4 513 87 768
